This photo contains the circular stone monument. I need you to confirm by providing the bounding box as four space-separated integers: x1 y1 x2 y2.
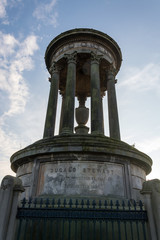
10 29 152 201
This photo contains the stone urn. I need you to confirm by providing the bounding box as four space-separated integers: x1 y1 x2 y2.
76 106 89 125
75 106 89 134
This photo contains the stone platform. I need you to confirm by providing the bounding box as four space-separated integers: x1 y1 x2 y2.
10 135 152 201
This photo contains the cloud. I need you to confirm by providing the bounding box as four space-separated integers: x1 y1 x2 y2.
0 0 10 24
33 0 58 27
0 32 39 118
136 137 160 155
0 0 7 19
0 127 21 182
119 63 160 92
0 32 39 181
0 160 15 183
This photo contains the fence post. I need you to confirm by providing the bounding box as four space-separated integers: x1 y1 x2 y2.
0 175 24 240
141 179 160 240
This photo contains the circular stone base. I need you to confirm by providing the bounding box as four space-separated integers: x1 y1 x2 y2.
10 135 152 201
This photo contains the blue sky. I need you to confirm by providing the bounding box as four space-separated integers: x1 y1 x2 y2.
0 0 160 182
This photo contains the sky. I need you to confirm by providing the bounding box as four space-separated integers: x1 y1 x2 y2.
0 0 160 182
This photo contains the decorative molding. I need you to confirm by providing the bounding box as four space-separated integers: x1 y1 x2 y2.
64 51 77 64
49 62 60 75
106 64 117 77
90 51 103 64
55 41 113 60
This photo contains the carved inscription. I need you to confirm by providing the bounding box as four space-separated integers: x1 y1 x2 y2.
38 162 125 197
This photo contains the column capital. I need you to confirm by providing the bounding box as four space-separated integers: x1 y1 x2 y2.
91 51 103 64
65 51 77 64
49 62 61 75
106 64 117 77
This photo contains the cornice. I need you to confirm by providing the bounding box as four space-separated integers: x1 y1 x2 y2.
45 28 122 73
10 135 152 175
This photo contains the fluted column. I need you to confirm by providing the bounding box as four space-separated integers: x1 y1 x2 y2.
90 52 104 134
60 52 77 134
43 62 60 138
107 65 120 140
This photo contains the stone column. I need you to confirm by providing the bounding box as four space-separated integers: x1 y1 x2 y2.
107 66 120 140
60 52 77 134
90 52 104 134
59 93 65 134
0 175 24 240
43 62 60 138
141 191 157 240
141 179 160 240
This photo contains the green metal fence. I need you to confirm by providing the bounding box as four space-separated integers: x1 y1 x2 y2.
15 198 149 240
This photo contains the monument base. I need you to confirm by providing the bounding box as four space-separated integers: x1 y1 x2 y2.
10 135 152 201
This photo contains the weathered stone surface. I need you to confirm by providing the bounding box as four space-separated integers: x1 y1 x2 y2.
11 135 152 175
45 28 122 74
130 164 146 179
132 176 145 189
9 29 152 203
60 52 77 134
107 68 120 140
37 161 124 197
19 173 31 187
141 179 160 240
0 176 24 240
17 162 33 176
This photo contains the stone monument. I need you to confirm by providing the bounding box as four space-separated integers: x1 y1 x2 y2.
10 28 152 201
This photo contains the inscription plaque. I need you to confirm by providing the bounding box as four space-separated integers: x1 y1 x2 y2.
37 161 125 197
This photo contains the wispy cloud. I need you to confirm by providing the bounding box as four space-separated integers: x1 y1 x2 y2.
0 32 39 181
0 0 7 19
0 0 24 25
136 137 160 155
33 0 58 27
0 32 38 118
120 63 160 92
0 126 23 182
0 0 9 24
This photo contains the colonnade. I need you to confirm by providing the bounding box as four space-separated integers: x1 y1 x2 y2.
43 51 120 140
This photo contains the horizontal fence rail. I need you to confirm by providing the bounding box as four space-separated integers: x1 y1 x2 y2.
15 198 149 240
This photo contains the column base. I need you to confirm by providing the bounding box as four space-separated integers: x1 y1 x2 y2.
75 125 89 134
60 128 73 135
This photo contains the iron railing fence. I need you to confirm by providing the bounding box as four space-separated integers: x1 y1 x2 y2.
15 198 149 240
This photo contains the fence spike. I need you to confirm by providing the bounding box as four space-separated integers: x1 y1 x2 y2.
75 199 78 208
122 200 125 210
33 198 37 208
69 199 73 208
110 200 113 209
133 200 137 210
104 200 107 209
28 197 32 208
87 199 90 209
116 200 120 210
63 199 67 208
128 200 131 210
40 198 43 208
52 198 55 208
45 198 50 208
139 200 143 210
46 198 49 208
81 199 84 209
21 198 26 208
57 199 61 207
92 200 96 209
99 200 102 209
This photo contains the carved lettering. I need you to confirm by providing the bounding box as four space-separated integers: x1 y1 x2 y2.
39 162 124 197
